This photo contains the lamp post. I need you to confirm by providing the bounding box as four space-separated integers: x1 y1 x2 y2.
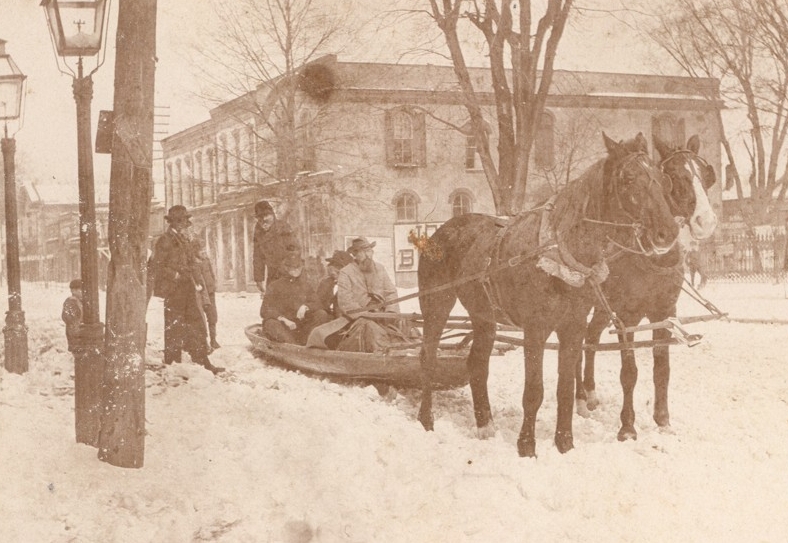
42 0 110 446
0 39 28 375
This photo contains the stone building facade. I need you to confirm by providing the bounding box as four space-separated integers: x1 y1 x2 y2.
161 56 723 290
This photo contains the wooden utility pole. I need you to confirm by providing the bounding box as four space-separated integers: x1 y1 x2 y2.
97 0 157 468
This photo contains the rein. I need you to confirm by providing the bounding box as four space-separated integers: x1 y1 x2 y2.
582 151 664 257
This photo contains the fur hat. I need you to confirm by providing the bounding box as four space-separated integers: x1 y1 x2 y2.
69 278 82 290
165 205 191 223
255 200 274 217
325 250 353 269
347 237 376 255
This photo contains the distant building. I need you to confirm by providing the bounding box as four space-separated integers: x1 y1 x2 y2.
162 56 724 290
0 181 165 286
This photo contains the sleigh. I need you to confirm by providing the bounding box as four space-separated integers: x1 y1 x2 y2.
245 321 471 389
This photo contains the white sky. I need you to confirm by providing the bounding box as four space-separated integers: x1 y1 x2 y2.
0 1 685 202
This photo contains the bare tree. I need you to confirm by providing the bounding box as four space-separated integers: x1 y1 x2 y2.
650 0 788 227
187 0 358 194
390 0 574 215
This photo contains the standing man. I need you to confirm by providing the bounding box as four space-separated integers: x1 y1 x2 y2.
252 200 300 298
150 205 224 374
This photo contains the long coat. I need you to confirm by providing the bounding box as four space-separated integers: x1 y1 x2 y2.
252 219 300 285
150 228 209 363
336 261 399 315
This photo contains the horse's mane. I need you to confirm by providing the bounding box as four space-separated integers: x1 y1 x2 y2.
549 159 606 243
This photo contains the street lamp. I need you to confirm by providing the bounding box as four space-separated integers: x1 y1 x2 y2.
42 0 110 447
0 39 28 375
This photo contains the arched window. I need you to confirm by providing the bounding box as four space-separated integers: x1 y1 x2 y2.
184 155 194 206
194 150 203 207
175 159 183 205
218 134 229 189
534 111 555 170
385 107 426 167
232 129 242 183
449 190 473 217
296 108 316 171
165 162 174 207
393 191 419 222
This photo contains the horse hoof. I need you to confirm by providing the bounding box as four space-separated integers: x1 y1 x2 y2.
617 427 637 441
576 399 591 418
586 390 599 411
476 422 496 440
418 412 434 432
654 413 670 428
657 424 675 435
517 439 536 458
555 434 574 454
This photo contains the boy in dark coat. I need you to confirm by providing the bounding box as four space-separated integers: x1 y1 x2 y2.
316 250 354 318
61 278 83 352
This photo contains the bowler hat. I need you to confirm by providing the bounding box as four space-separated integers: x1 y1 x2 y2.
282 253 304 271
255 200 274 217
69 279 82 290
325 250 353 269
165 205 191 223
347 237 376 255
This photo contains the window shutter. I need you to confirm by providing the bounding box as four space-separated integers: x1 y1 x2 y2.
413 110 427 166
384 109 395 166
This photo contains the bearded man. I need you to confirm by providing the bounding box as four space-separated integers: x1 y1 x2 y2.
335 237 403 352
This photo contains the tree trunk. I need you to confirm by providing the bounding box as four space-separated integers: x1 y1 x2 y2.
97 0 157 469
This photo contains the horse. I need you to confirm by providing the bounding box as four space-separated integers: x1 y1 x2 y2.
416 132 680 457
576 134 717 441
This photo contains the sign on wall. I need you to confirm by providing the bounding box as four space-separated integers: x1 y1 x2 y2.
392 222 444 273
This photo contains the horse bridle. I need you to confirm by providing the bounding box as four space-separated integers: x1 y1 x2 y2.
583 151 665 255
659 149 711 224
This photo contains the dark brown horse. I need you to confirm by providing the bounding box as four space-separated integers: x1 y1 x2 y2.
576 135 717 441
417 133 680 457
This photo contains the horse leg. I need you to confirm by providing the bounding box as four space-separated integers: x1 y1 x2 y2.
517 328 547 458
652 327 671 429
555 325 583 453
577 307 607 416
618 330 638 441
418 293 454 431
467 318 497 439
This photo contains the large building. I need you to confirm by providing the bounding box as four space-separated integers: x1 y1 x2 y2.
161 56 724 290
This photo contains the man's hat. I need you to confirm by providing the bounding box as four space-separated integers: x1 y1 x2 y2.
282 253 304 272
347 237 376 255
165 205 191 223
69 278 82 290
255 200 274 217
325 250 353 269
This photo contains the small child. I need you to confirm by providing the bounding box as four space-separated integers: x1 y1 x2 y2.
61 279 83 352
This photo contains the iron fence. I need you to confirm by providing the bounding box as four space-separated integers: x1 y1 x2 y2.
701 231 788 282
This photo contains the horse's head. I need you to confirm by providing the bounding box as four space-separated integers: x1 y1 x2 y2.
600 132 679 256
654 135 718 241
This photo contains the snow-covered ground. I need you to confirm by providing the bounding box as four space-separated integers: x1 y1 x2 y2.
2 279 788 542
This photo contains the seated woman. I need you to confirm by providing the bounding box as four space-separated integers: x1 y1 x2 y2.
261 254 331 345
